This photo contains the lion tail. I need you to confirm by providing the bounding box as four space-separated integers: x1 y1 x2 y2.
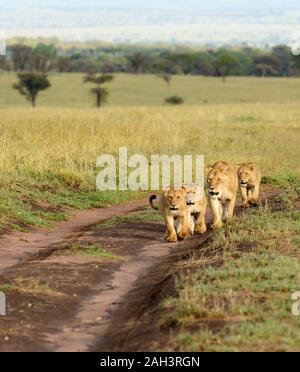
149 195 159 210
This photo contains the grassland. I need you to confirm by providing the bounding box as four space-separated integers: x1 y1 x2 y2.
1 74 300 108
0 74 299 230
0 73 299 351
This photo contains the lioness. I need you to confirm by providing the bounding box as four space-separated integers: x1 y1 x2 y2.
238 163 262 208
207 161 238 228
149 186 190 243
182 184 207 235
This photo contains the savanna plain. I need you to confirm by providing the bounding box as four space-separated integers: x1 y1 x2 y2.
0 73 299 351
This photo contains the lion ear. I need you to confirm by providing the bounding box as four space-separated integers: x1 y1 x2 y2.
206 165 213 172
180 187 187 196
220 165 229 174
163 185 171 192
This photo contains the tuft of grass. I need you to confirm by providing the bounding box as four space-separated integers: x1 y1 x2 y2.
68 244 122 261
0 278 56 294
100 208 162 227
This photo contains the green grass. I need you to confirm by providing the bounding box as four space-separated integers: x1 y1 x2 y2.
68 244 122 261
162 193 300 352
99 207 163 227
0 279 56 294
2 74 300 108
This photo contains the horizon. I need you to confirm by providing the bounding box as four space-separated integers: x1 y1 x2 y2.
1 1 300 46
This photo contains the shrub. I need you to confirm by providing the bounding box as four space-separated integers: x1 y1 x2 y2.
165 95 184 105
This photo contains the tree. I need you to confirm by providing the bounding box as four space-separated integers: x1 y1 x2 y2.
31 43 57 72
10 44 34 71
253 55 281 77
157 73 172 86
272 45 291 76
127 52 151 74
215 53 239 81
13 73 51 107
84 73 114 108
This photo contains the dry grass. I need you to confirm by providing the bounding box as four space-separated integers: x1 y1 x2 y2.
0 78 299 229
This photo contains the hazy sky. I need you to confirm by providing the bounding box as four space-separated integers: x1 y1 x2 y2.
3 0 300 9
2 0 299 45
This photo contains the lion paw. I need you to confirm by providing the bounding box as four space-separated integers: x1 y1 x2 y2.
195 225 207 234
243 201 250 208
212 221 223 229
166 234 178 243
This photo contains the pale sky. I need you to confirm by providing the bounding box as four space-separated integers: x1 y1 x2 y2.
3 0 300 9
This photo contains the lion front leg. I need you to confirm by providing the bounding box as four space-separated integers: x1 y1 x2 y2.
240 186 249 208
224 195 236 224
164 215 177 243
195 207 207 235
249 185 260 206
177 213 190 240
188 213 195 235
210 198 223 229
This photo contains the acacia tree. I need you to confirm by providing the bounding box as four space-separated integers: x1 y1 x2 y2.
13 73 51 107
157 73 172 86
127 52 151 74
215 53 239 82
84 73 114 108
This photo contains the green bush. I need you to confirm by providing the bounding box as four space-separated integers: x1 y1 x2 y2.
165 95 184 105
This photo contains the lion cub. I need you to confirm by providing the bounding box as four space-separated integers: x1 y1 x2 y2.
149 186 190 243
207 161 238 229
238 163 262 208
182 184 207 235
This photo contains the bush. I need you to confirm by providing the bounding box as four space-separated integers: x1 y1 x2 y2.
165 95 184 105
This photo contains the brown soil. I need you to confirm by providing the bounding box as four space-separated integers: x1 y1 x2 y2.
0 186 279 352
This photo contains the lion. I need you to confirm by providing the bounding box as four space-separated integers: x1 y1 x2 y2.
207 161 238 229
237 163 262 208
182 184 207 235
149 186 190 243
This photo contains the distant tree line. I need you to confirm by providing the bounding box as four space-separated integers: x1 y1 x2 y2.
1 43 300 78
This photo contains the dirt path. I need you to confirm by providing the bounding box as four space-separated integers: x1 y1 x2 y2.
0 186 279 352
0 199 148 272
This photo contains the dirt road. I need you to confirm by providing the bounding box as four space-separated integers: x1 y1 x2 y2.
0 186 278 351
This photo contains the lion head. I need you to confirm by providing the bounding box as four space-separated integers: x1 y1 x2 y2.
163 186 187 213
182 184 204 206
207 164 230 199
238 163 255 187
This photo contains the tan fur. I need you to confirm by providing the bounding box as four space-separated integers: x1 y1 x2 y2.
207 161 238 229
238 163 262 208
182 184 207 234
149 186 190 243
